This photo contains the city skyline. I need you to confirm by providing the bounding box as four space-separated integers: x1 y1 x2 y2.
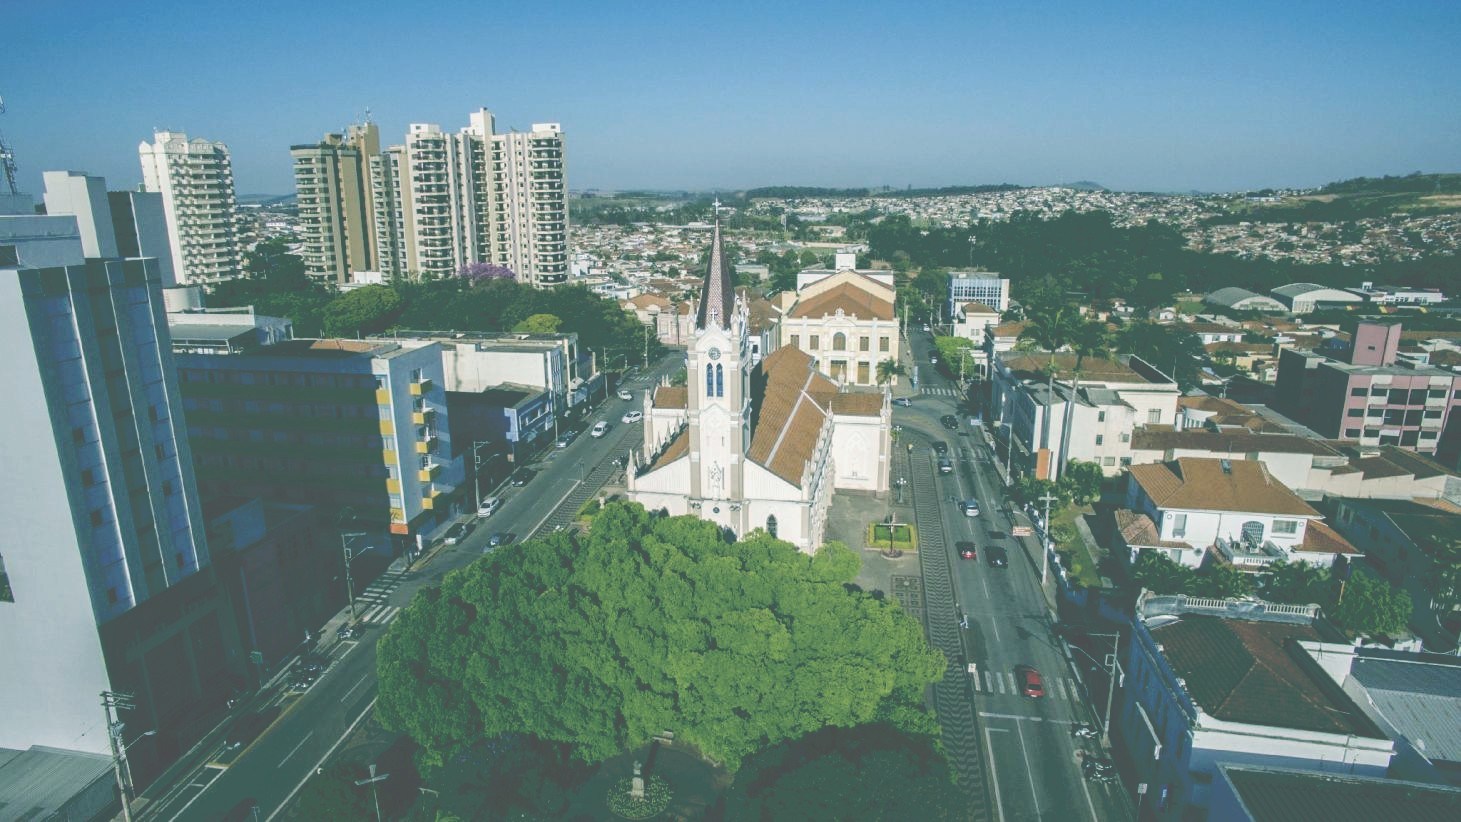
8 1 1461 197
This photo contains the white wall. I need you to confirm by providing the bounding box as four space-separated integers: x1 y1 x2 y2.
42 171 119 259
1155 509 1311 551
831 413 888 492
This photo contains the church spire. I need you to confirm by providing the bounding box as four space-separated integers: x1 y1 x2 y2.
695 208 735 331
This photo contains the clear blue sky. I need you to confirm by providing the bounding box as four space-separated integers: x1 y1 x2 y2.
7 0 1460 195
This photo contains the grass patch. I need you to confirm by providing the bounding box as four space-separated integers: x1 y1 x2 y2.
1050 505 1102 588
867 522 918 552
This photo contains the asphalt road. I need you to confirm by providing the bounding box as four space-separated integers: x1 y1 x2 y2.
138 352 683 822
900 332 1131 822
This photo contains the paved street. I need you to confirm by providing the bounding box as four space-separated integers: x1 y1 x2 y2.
135 352 683 822
897 332 1132 822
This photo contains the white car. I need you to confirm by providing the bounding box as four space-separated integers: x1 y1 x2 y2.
621 410 643 424
477 496 502 518
591 421 610 438
617 389 633 401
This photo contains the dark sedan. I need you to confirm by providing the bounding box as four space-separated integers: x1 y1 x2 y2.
940 414 959 431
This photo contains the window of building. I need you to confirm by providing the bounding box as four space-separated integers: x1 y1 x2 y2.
1120 432 1130 443
1363 428 1380 438
147 405 159 423
1401 430 1420 446
155 444 165 461
879 336 890 352
1346 408 1363 417
90 509 105 527
1098 411 1106 422
1350 387 1366 397
833 333 847 351
715 364 724 397
790 335 800 349
163 480 174 497
1120 457 1132 467
107 587 118 605
1095 434 1104 445
766 515 778 538
1147 409 1161 424
857 362 871 383
859 337 870 352
1421 431 1438 440
706 364 714 397
1172 514 1187 538
1103 456 1116 467
1345 428 1362 437
1425 409 1443 419
72 427 85 445
1272 519 1298 535
1241 521 1265 545
1428 388 1447 400
1370 386 1387 396
1389 388 1409 405
1367 408 1383 418
810 335 820 351
1409 388 1428 405
81 468 95 487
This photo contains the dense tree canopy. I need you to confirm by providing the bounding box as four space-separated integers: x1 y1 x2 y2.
377 503 944 773
321 285 403 337
723 724 963 821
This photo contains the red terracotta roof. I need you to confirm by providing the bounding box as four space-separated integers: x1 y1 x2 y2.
748 347 837 486
1128 458 1318 517
787 282 894 321
652 386 687 409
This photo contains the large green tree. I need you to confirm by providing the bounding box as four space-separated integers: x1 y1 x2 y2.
1332 568 1412 637
1115 321 1207 390
724 725 962 821
377 503 944 773
321 285 404 337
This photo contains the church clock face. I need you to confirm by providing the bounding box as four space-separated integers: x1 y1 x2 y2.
708 347 721 361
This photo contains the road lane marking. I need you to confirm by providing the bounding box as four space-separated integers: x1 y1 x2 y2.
983 728 1007 822
1006 671 1018 693
343 675 371 703
269 696 377 822
278 732 313 768
995 673 1005 694
980 712 1085 724
1014 717 1043 816
1078 744 1101 822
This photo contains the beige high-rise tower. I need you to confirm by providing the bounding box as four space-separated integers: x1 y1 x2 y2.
492 121 568 285
139 131 242 284
290 123 380 283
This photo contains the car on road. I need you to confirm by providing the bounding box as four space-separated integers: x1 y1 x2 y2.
477 495 503 517
487 532 515 549
336 623 361 641
1017 665 1045 698
930 354 939 364
961 499 980 517
591 421 610 438
509 468 537 487
957 541 977 560
922 324 931 332
932 441 949 455
442 522 469 545
621 410 643 424
892 397 913 407
937 456 953 474
617 388 633 400
940 414 959 430
556 430 577 448
985 545 1009 567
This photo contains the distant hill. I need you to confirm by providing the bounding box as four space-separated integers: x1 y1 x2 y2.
743 186 870 199
1205 171 1461 225
1059 180 1107 191
1319 172 1461 196
237 193 294 206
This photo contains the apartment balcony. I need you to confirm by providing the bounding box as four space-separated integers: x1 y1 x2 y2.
386 477 402 494
409 377 433 395
1211 536 1287 570
412 407 436 425
418 461 442 482
421 488 443 510
379 419 395 436
375 387 391 404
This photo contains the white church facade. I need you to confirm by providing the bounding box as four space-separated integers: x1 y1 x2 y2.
628 222 891 551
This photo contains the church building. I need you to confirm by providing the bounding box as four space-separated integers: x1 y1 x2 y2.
628 222 891 551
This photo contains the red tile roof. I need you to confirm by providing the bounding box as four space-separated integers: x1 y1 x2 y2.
787 282 895 321
1129 458 1319 517
748 347 837 486
653 386 687 409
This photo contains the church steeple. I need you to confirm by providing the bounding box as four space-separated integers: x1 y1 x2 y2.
695 207 735 331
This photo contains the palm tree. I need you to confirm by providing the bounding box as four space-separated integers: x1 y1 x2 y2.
876 358 905 386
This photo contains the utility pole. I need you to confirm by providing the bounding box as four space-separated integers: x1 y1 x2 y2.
1038 491 1058 585
1085 630 1124 748
102 691 137 822
471 440 491 506
643 323 650 368
1005 422 1015 480
355 763 389 822
341 532 367 619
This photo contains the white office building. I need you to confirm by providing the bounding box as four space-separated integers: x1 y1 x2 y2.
139 131 242 285
947 271 1010 318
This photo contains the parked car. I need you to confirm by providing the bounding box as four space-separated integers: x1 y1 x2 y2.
957 541 977 560
621 410 644 424
556 430 577 448
477 496 503 517
930 354 939 364
509 468 536 487
985 545 1009 567
617 388 633 401
961 499 980 517
940 414 959 431
591 421 610 438
922 324 931 332
937 457 954 474
1017 665 1045 698
892 397 913 407
336 623 361 641
442 522 468 545
932 441 949 455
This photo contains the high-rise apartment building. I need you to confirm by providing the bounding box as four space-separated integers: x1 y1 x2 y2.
306 109 568 286
0 195 239 759
139 130 242 285
43 169 176 285
291 123 380 283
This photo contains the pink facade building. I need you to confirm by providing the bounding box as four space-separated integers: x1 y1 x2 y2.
1275 322 1461 456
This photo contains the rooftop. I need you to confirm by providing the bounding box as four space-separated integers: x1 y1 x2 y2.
829 390 885 417
748 347 837 486
476 382 544 408
787 281 895 321
1128 457 1320 517
1001 352 1163 384
652 385 687 410
1218 765 1461 822
1130 428 1342 458
1152 615 1383 736
0 746 112 821
1350 652 1461 765
251 338 403 359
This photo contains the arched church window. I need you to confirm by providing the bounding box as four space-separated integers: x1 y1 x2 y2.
706 363 715 397
766 515 778 538
833 332 847 351
715 364 724 397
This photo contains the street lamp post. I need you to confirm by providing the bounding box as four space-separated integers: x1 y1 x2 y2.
1067 630 1124 748
102 691 155 822
1003 421 1015 482
471 440 491 508
355 763 389 822
340 532 367 620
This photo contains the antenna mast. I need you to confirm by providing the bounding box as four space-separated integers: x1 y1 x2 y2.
0 94 18 195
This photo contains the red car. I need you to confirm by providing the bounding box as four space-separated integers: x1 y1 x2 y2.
1018 665 1045 698
957 541 977 560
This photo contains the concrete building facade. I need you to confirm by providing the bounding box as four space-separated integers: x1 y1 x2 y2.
779 269 899 386
291 123 380 283
138 131 241 285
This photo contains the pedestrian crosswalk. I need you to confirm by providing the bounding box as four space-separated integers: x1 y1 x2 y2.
966 664 1089 703
919 386 963 397
353 568 407 626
